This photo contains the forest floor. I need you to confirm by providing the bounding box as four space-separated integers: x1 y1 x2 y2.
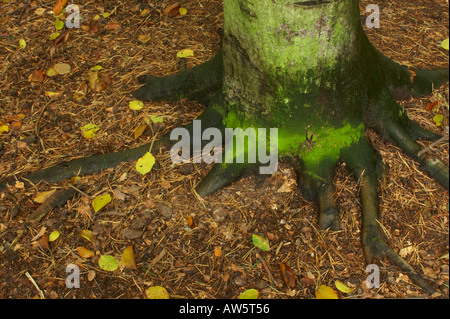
0 0 448 299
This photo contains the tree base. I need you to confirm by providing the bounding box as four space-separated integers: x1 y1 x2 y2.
1 47 448 295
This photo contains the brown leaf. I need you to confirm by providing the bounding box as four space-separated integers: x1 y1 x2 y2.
426 100 439 112
164 3 180 17
28 70 45 83
53 0 68 15
187 215 196 229
38 235 49 250
279 262 296 289
9 121 22 131
105 22 121 31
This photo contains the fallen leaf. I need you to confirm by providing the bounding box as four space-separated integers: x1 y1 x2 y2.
426 100 439 112
214 247 222 258
53 0 68 15
87 270 96 281
136 152 155 175
45 91 63 98
177 49 194 58
34 190 57 203
121 246 137 269
9 121 21 131
31 226 47 242
92 194 112 212
88 70 101 92
134 124 147 139
113 188 126 201
279 263 296 289
145 286 169 299
81 123 100 139
49 32 60 40
441 38 449 50
105 22 120 31
433 114 444 127
80 229 93 242
239 289 259 299
76 246 95 258
0 124 9 134
179 7 188 16
98 254 119 271
28 70 45 82
335 280 354 294
53 63 71 75
164 3 180 17
252 234 270 251
187 215 196 229
55 18 65 30
19 38 27 49
48 230 60 242
91 65 103 71
138 34 151 44
315 285 339 299
38 235 50 250
129 100 144 111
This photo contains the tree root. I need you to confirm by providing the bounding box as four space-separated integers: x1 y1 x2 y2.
342 139 436 294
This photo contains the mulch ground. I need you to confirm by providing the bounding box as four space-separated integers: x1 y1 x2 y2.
0 0 448 299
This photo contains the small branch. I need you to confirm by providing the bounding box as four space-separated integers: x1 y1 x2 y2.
25 271 45 299
417 136 449 157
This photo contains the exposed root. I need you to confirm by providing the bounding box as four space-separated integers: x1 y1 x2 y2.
132 51 223 104
343 139 436 294
196 161 256 197
290 157 339 230
383 118 449 190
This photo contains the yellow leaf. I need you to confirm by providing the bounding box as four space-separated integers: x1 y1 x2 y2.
441 38 449 50
81 123 100 139
19 38 27 49
129 100 144 111
179 7 187 16
49 32 60 40
138 34 151 44
177 49 194 58
55 18 65 30
150 114 163 123
239 289 259 299
98 254 119 271
91 65 103 71
0 124 9 134
145 286 169 299
136 152 155 175
80 229 93 242
102 12 110 18
34 190 57 203
46 67 58 77
134 124 147 139
48 230 60 242
315 285 339 299
77 246 95 258
252 234 270 251
433 114 444 127
45 91 62 98
92 194 112 212
93 14 101 21
335 280 354 294
121 245 137 269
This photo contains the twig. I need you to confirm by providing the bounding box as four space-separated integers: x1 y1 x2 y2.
25 271 45 299
418 136 449 157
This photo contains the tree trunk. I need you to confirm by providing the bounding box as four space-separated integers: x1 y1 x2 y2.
6 0 448 294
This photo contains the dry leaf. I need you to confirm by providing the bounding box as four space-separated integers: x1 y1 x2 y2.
77 246 95 258
279 263 296 289
121 246 137 269
134 124 147 139
105 22 120 30
315 285 339 299
53 0 67 15
28 70 45 82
